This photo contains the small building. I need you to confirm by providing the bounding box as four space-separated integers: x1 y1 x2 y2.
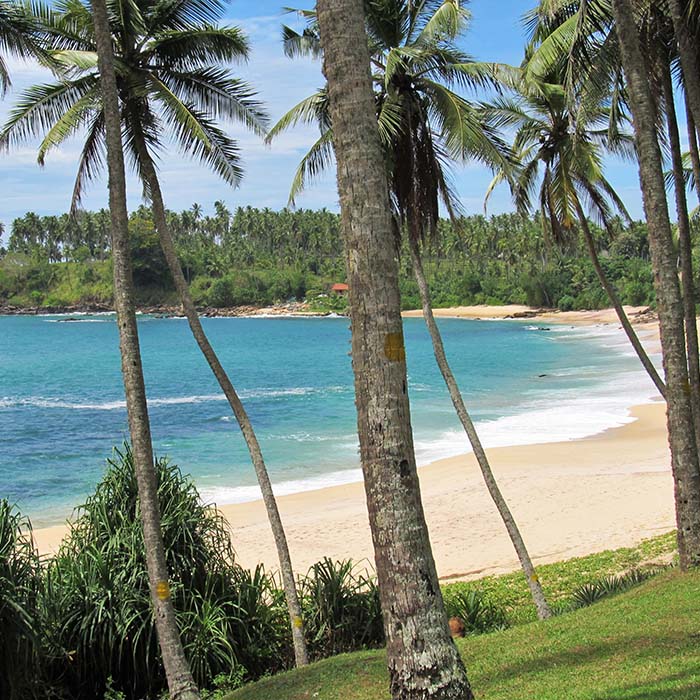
331 283 349 296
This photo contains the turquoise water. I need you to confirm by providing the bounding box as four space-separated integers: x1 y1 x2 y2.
0 314 659 525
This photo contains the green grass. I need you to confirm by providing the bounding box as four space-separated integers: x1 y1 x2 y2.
442 532 677 624
226 568 700 700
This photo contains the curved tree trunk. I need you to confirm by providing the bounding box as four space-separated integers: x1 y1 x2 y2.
89 2 200 698
686 101 700 204
668 0 700 135
573 199 666 397
612 0 700 570
316 1 473 699
662 60 700 446
408 237 552 620
129 123 309 668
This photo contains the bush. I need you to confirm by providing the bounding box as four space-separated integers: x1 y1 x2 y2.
557 295 575 311
40 446 289 699
0 500 41 700
569 567 667 610
443 589 509 635
300 558 383 659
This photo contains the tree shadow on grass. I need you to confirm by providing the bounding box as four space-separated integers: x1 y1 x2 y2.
471 631 698 698
589 670 700 700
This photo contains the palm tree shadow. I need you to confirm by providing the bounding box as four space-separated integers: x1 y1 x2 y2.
477 632 699 698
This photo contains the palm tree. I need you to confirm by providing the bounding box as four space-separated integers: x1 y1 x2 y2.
0 0 46 94
271 0 553 621
89 0 199 696
667 0 700 134
316 1 473 697
483 62 666 398
1 0 309 664
611 0 700 570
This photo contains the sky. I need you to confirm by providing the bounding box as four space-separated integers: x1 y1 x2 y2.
0 0 650 235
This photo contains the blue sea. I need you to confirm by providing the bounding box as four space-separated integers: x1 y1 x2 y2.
0 314 660 526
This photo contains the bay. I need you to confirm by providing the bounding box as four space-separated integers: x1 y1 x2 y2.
0 314 658 525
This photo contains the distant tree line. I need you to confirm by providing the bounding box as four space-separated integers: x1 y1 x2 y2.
0 204 680 312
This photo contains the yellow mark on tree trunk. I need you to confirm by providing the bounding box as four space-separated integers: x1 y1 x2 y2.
156 580 171 601
529 574 539 584
293 616 303 629
384 332 406 362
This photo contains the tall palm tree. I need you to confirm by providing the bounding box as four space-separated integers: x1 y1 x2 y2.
611 0 700 570
646 2 700 443
1 0 309 664
316 0 473 697
271 0 553 621
483 62 666 398
89 0 199 696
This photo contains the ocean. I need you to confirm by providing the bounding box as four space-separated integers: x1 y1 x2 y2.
0 313 660 526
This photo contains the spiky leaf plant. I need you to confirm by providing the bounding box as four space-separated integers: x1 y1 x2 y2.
40 446 289 699
0 499 41 700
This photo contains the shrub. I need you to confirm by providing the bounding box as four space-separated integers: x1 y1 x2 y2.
443 589 509 635
0 500 41 700
40 446 289 700
557 294 575 311
570 567 667 610
300 558 384 659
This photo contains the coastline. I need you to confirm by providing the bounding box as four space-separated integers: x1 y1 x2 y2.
34 402 673 581
1 301 657 323
27 303 671 580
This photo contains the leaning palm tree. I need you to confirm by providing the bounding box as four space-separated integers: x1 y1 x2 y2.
611 0 700 569
528 0 700 570
0 0 308 664
271 0 553 620
89 0 200 696
316 0 473 697
483 61 666 399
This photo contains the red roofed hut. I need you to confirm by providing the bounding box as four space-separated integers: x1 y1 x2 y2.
331 283 349 296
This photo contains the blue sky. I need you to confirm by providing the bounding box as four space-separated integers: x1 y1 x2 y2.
0 0 648 233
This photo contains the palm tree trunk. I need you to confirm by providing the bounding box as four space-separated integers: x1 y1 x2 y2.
668 0 700 134
662 59 700 446
408 236 552 620
686 100 700 204
573 199 666 397
612 0 700 570
316 1 473 698
89 2 200 698
128 122 309 668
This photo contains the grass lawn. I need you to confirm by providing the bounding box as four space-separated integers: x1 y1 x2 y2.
226 568 700 700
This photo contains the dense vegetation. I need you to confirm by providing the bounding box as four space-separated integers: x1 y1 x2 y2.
0 205 683 312
0 448 677 700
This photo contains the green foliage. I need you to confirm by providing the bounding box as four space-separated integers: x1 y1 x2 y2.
299 559 383 660
0 206 658 313
568 567 668 610
0 500 41 700
40 446 289 699
442 589 509 635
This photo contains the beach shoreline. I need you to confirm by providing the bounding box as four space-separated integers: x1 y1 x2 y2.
34 401 673 583
27 304 671 581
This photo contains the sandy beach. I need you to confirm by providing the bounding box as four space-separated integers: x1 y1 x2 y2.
33 306 673 581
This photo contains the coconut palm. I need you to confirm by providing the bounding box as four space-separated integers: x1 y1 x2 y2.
88 0 199 695
611 0 700 569
0 0 46 94
483 60 666 398
271 0 553 620
0 0 309 664
527 0 700 569
316 1 473 697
